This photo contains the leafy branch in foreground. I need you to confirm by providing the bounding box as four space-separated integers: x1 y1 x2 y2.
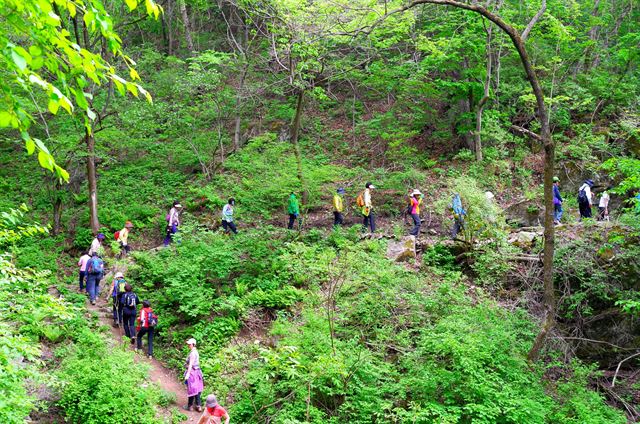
0 0 161 180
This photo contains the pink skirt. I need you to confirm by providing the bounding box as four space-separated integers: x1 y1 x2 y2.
185 368 204 396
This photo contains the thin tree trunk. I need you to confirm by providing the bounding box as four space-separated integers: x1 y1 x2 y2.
290 90 307 204
388 0 555 362
475 23 493 162
178 0 195 53
86 131 100 233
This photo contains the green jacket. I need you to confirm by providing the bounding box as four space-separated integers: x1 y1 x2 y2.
287 194 300 215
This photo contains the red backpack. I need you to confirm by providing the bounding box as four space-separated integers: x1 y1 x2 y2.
114 230 120 240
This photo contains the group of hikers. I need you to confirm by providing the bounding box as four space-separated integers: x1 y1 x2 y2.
554 178 613 224
76 247 230 423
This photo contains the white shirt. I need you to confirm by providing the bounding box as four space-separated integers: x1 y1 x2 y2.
599 192 610 208
88 238 101 256
364 188 372 208
579 184 593 205
168 207 180 226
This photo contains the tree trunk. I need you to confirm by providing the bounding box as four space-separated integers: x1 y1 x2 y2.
86 131 100 233
290 90 308 204
394 0 555 362
52 180 63 235
178 0 195 53
474 23 494 162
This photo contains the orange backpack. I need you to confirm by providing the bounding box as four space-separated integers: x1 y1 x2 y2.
355 192 365 207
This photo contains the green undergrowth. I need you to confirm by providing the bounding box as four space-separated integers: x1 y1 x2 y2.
126 223 625 423
0 223 166 423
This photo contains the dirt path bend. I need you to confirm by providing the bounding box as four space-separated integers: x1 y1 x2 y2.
87 286 201 423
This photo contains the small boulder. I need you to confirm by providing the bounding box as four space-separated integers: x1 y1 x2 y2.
387 235 417 262
508 231 538 249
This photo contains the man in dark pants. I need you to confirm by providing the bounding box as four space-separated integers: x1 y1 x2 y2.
287 192 300 229
362 182 376 232
136 300 155 359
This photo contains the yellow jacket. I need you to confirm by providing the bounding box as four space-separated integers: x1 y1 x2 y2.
333 194 344 212
119 227 129 246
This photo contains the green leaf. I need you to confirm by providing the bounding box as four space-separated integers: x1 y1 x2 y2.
25 138 36 155
37 150 54 171
86 108 96 121
11 49 28 71
47 99 60 115
125 0 137 11
0 111 13 127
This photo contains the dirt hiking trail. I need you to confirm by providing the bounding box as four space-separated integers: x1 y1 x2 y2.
85 267 201 423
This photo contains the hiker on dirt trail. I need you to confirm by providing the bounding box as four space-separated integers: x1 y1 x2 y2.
121 284 139 343
222 198 238 235
86 252 104 305
88 233 105 256
360 182 376 232
136 300 157 358
598 187 611 221
116 221 134 256
77 251 91 292
553 177 563 225
164 201 182 246
197 394 230 424
409 189 423 236
578 179 594 220
287 192 300 230
333 187 346 226
450 193 466 239
111 272 127 327
184 338 204 412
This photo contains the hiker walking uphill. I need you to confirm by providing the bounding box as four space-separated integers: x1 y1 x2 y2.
221 198 238 235
136 300 157 358
598 187 611 221
115 221 134 256
287 192 300 230
197 394 230 424
358 182 376 233
77 251 90 292
88 233 105 256
333 187 346 226
86 252 104 305
578 179 594 220
121 284 139 343
408 189 423 236
111 272 127 327
450 193 466 239
184 338 204 412
553 177 563 224
164 201 182 246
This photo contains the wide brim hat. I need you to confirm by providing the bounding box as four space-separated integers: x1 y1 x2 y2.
337 188 346 194
97 233 105 239
585 179 594 187
125 221 134 228
115 272 124 279
411 189 422 196
186 338 197 346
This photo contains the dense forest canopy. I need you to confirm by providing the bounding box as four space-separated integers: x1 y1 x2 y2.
1 0 639 422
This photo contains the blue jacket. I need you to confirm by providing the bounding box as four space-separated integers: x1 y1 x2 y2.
553 185 563 202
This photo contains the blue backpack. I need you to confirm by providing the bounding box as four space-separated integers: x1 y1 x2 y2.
88 257 104 275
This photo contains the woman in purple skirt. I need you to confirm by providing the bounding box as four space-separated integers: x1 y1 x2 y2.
184 338 204 412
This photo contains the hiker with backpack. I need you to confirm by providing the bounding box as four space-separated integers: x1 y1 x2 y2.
197 394 230 424
115 221 134 256
287 192 300 230
450 193 466 239
578 179 594 220
553 177 563 225
121 284 139 343
598 187 611 221
184 338 204 412
88 233 105 256
222 198 238 235
164 201 182 246
333 187 346 226
111 272 127 327
86 252 104 305
409 189 423 236
359 182 376 233
136 300 157 358
77 251 91 292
